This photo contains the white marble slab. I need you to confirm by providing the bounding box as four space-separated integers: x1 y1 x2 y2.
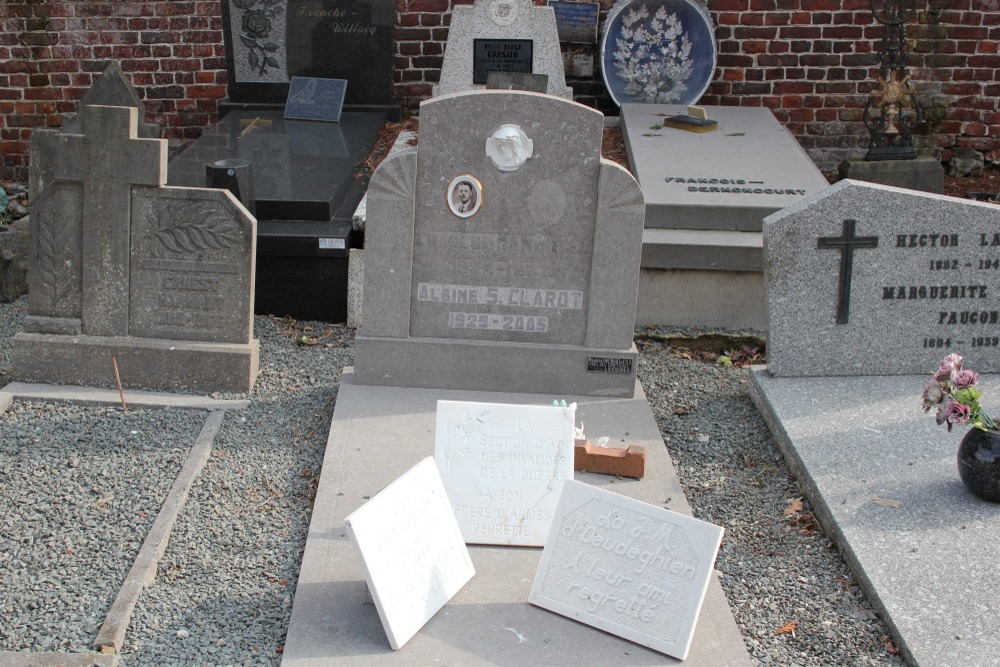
529 480 724 659
344 457 476 650
434 399 575 546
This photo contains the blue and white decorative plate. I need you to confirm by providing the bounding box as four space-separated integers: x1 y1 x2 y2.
600 0 716 106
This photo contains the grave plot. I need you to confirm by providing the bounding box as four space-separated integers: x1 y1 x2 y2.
0 404 204 653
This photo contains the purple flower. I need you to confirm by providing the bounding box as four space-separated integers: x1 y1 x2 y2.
935 353 964 381
951 368 979 390
921 380 944 411
936 399 970 432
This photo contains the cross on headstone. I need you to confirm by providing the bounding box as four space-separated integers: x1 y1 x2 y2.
53 105 167 336
817 218 878 325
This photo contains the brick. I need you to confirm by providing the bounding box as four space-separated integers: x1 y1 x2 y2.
574 440 647 479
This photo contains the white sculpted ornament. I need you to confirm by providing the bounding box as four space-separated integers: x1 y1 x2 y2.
485 124 533 172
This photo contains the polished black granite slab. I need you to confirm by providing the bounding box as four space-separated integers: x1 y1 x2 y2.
167 110 384 222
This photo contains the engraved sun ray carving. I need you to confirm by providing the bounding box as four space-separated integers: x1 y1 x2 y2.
599 167 644 214
370 151 416 203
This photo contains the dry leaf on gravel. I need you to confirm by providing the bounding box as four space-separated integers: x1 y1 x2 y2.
784 498 803 515
774 620 799 636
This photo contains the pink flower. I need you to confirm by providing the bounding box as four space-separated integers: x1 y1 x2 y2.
935 400 970 432
951 368 979 390
935 353 964 381
921 380 944 410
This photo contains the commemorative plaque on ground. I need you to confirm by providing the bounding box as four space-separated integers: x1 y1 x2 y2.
345 457 476 649
529 480 723 660
433 0 572 98
354 90 644 396
765 179 1000 376
434 400 575 546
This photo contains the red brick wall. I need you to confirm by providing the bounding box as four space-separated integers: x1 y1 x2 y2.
2 0 997 181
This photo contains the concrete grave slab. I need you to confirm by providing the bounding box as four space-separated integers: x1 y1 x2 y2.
434 400 576 546
15 105 260 394
355 91 644 397
280 370 752 665
530 480 723 660
344 457 476 650
621 104 829 233
433 0 572 98
748 369 1000 667
765 179 1000 376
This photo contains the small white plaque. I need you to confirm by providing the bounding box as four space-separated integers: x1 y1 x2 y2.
344 457 475 649
529 480 723 659
434 399 575 546
318 237 346 250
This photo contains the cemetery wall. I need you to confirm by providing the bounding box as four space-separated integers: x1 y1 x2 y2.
2 0 998 180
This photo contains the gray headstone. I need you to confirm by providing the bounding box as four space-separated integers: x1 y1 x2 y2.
354 90 644 396
764 179 1000 377
15 105 260 393
433 0 572 99
29 62 158 200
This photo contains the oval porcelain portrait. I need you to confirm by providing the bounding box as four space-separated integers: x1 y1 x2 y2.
446 175 484 219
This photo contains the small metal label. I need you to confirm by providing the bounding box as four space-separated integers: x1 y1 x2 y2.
319 237 346 250
587 357 634 374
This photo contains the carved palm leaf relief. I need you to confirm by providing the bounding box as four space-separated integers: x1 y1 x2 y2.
34 196 80 313
145 200 244 258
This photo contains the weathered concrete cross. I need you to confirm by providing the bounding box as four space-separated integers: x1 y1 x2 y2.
52 105 167 336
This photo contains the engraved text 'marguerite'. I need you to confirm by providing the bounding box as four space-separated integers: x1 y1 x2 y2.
882 284 988 300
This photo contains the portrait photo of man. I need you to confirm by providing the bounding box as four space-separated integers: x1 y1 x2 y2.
446 175 483 218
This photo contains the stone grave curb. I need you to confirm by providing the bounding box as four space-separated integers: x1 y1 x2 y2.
0 652 118 666
1 382 249 411
747 366 1000 667
93 410 227 654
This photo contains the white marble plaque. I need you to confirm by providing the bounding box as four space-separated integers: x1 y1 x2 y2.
434 399 575 546
344 457 476 650
529 480 723 659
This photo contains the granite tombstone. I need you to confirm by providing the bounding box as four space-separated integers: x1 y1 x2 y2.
764 179 1000 377
220 0 395 106
354 90 645 396
434 0 572 99
434 400 576 546
15 105 259 393
530 480 723 660
169 1 398 323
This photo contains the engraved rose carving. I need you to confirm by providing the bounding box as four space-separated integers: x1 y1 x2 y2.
234 0 284 75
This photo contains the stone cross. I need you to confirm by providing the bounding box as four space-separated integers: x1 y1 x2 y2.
52 105 167 336
817 218 879 325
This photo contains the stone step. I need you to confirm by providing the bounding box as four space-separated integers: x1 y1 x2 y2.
641 228 762 272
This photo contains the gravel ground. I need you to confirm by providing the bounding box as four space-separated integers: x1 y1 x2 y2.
0 402 203 653
0 295 904 665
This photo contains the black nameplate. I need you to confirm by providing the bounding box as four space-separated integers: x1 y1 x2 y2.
587 357 634 374
473 39 533 85
284 77 347 122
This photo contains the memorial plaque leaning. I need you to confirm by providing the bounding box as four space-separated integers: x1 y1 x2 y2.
434 400 576 546
529 480 724 660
